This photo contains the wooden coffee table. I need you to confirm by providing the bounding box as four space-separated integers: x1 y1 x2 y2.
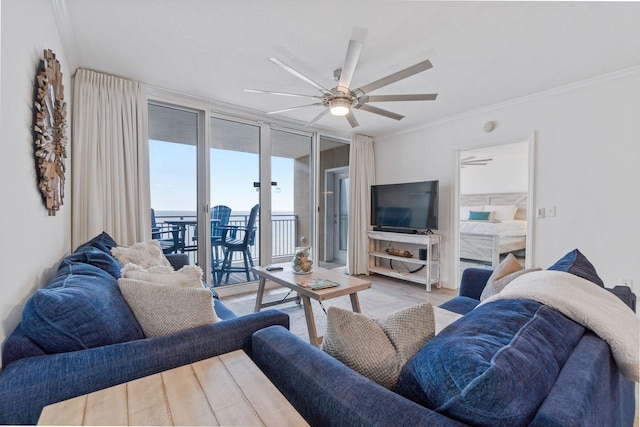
252 263 372 347
37 350 308 426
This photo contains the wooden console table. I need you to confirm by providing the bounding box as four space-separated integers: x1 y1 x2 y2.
38 350 308 426
368 231 441 291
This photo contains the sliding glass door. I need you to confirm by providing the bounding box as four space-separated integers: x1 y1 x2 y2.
149 98 346 290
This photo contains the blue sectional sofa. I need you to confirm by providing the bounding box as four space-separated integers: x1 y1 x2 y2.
0 232 289 425
252 267 637 427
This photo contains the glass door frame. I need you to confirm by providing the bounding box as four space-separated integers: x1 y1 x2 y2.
148 86 348 289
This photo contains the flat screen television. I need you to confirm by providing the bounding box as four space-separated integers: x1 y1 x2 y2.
371 180 439 232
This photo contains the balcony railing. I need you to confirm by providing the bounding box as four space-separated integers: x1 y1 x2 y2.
155 213 298 266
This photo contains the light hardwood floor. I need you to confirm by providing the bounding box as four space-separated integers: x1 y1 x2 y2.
221 270 457 342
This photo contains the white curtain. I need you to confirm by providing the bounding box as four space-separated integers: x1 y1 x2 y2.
71 69 150 248
347 134 375 275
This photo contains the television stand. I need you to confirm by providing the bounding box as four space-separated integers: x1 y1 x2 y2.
367 231 441 291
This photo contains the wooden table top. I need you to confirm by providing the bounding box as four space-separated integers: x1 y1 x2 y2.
252 263 371 301
38 350 308 426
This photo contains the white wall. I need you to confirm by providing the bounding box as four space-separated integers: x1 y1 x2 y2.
0 0 72 362
460 141 529 195
375 69 640 293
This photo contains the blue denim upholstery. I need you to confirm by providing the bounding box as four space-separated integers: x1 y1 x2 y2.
547 248 605 287
21 263 144 354
395 299 585 426
438 267 491 314
0 232 290 425
250 267 636 427
252 326 466 427
530 331 636 426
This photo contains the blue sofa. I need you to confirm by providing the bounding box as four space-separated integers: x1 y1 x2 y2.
0 232 289 425
252 267 637 427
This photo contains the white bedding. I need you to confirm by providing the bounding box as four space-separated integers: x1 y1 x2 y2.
460 219 527 237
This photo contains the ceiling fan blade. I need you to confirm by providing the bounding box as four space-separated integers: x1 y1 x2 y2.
356 59 433 95
356 103 404 121
304 109 330 127
268 57 332 95
345 111 359 128
365 94 438 102
461 156 476 161
245 89 322 99
266 103 323 115
337 40 363 92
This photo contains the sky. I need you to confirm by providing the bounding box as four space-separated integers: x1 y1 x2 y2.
149 140 294 214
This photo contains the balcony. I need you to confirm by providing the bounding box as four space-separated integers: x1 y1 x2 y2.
155 212 298 284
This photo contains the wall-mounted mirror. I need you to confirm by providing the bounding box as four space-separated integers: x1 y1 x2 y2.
455 138 533 282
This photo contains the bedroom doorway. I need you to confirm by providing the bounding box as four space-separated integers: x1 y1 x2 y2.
454 136 534 283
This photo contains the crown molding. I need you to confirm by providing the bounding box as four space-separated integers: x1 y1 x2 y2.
380 64 640 139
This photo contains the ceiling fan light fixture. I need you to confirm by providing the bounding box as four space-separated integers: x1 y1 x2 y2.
329 98 351 116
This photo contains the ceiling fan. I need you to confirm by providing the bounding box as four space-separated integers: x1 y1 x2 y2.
245 39 438 128
461 156 494 168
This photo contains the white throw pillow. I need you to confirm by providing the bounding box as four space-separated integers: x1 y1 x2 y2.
485 205 518 221
118 278 219 338
121 263 204 288
111 240 172 269
322 302 435 389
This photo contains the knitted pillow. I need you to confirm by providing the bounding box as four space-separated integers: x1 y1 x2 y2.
111 240 172 269
322 303 435 389
118 278 219 338
120 263 204 288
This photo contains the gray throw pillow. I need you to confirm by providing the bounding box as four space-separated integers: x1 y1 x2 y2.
322 302 435 389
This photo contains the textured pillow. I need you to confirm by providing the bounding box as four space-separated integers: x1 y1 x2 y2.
485 204 518 221
468 211 491 221
479 253 523 301
121 263 203 288
547 248 605 287
111 240 171 269
396 299 585 427
322 303 435 389
118 278 219 338
21 266 144 353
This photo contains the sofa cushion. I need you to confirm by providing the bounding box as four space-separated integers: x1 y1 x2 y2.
547 248 604 287
118 278 219 338
74 231 118 254
21 265 144 354
110 240 172 269
59 246 122 279
322 303 435 389
395 299 585 426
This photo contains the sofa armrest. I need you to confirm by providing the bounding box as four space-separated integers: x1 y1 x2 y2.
252 326 465 427
459 268 493 300
0 309 288 425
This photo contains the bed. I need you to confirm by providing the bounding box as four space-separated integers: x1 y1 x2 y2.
459 192 528 268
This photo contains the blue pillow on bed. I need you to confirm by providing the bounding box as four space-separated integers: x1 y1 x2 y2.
468 211 491 220
547 248 604 287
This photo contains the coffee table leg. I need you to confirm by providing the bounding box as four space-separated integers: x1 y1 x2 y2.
349 293 362 313
254 277 267 313
301 296 321 347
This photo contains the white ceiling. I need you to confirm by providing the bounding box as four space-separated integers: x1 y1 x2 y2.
63 0 640 137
